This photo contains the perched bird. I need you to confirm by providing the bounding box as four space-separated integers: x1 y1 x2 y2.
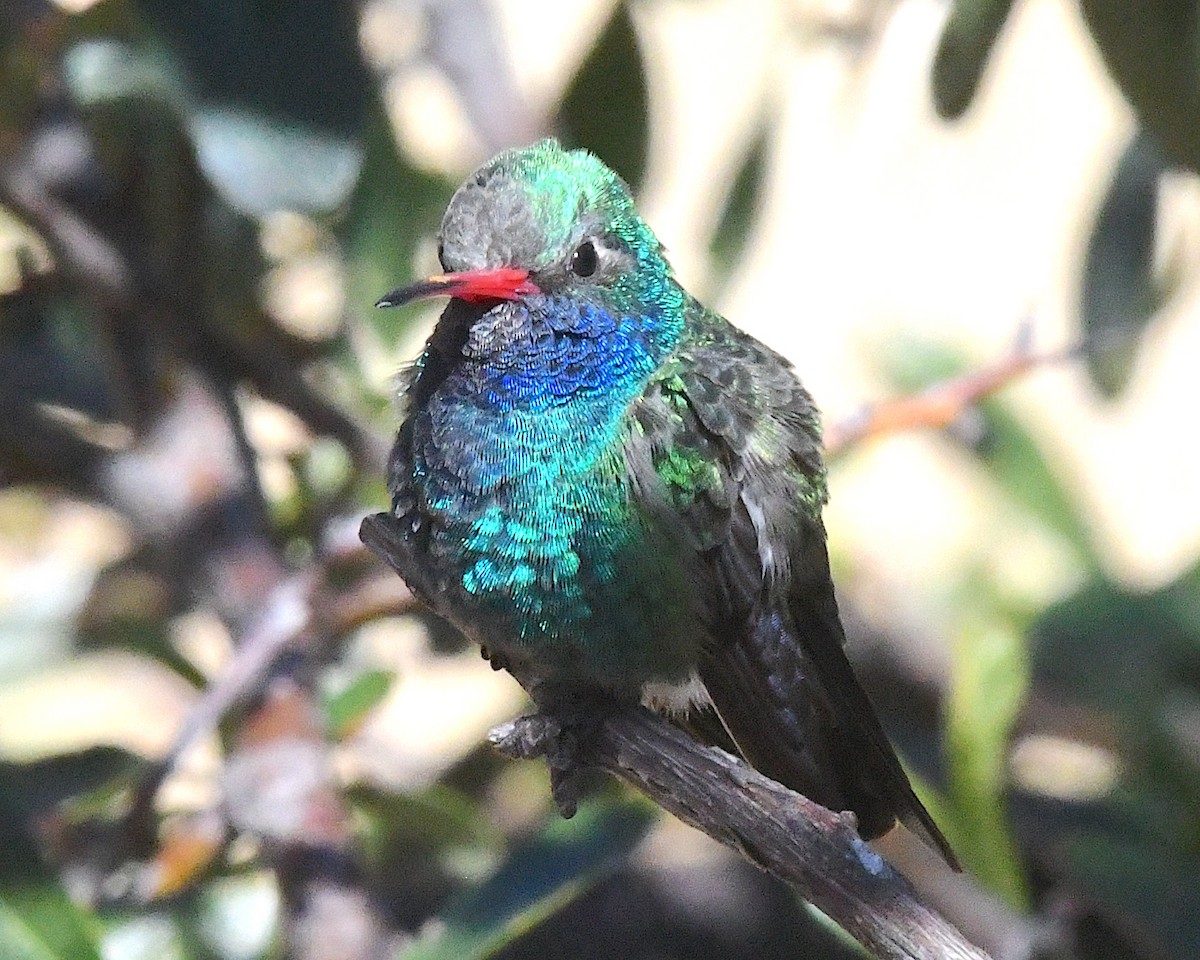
377 139 957 868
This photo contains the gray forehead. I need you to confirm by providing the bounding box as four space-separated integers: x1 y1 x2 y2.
438 170 582 272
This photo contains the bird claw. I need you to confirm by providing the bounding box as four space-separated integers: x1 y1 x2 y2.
486 689 613 819
479 645 509 672
488 712 564 761
548 764 583 819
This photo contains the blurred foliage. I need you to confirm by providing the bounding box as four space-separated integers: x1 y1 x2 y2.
557 5 649 193
930 0 1016 121
935 0 1192 404
1079 133 1166 398
946 612 1029 909
0 2 1197 960
400 795 656 960
321 668 396 741
707 124 770 292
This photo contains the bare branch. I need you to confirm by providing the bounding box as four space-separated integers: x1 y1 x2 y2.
825 328 1079 457
422 0 541 152
360 512 991 960
585 710 986 960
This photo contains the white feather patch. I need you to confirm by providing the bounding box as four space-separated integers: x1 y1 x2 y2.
641 670 711 715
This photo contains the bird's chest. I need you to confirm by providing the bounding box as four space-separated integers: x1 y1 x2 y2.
397 385 702 690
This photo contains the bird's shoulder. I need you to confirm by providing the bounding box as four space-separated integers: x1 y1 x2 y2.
624 303 829 574
660 306 822 459
632 304 826 493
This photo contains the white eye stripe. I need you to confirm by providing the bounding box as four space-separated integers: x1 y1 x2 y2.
568 236 629 277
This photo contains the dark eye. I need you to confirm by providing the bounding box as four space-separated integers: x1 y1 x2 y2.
569 240 598 278
437 240 446 269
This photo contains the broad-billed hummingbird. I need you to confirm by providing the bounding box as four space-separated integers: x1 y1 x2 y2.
376 139 957 869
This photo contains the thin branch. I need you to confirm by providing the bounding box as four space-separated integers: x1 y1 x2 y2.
422 0 541 152
359 512 991 960
127 571 318 840
126 532 418 833
825 328 1080 457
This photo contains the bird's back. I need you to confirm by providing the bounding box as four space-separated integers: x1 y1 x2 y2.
626 305 959 866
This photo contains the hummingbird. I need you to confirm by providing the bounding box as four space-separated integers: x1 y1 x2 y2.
376 139 958 869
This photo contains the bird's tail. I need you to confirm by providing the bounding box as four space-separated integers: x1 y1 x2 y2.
699 569 959 870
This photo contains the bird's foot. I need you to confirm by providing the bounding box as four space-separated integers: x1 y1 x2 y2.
487 687 613 819
479 645 509 673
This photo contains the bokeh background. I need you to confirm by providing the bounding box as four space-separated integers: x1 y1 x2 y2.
2 1 1199 958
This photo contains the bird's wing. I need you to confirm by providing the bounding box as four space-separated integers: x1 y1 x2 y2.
626 312 958 868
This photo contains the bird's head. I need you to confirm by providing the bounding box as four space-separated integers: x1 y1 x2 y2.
377 139 676 316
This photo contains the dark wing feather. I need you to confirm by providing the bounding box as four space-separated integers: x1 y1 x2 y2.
628 308 958 868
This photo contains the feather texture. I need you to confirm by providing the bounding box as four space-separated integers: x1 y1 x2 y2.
382 139 958 868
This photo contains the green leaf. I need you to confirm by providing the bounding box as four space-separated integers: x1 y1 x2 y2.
0 891 103 960
0 899 60 960
1080 131 1165 398
974 400 1095 569
1028 562 1200 857
1077 0 1200 171
348 782 503 920
946 608 1029 908
1066 832 1200 960
322 669 395 740
349 782 501 860
398 795 656 960
1031 559 1200 726
874 338 1096 567
931 0 1017 120
557 5 649 192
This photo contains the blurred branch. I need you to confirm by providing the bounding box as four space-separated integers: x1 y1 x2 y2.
125 571 316 849
169 575 314 775
422 0 540 152
0 158 134 303
0 152 387 472
129 538 416 827
117 535 415 957
225 678 395 960
0 384 110 490
825 328 1079 456
360 512 991 960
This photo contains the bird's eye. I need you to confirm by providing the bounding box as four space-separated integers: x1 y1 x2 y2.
436 240 446 269
569 240 598 278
